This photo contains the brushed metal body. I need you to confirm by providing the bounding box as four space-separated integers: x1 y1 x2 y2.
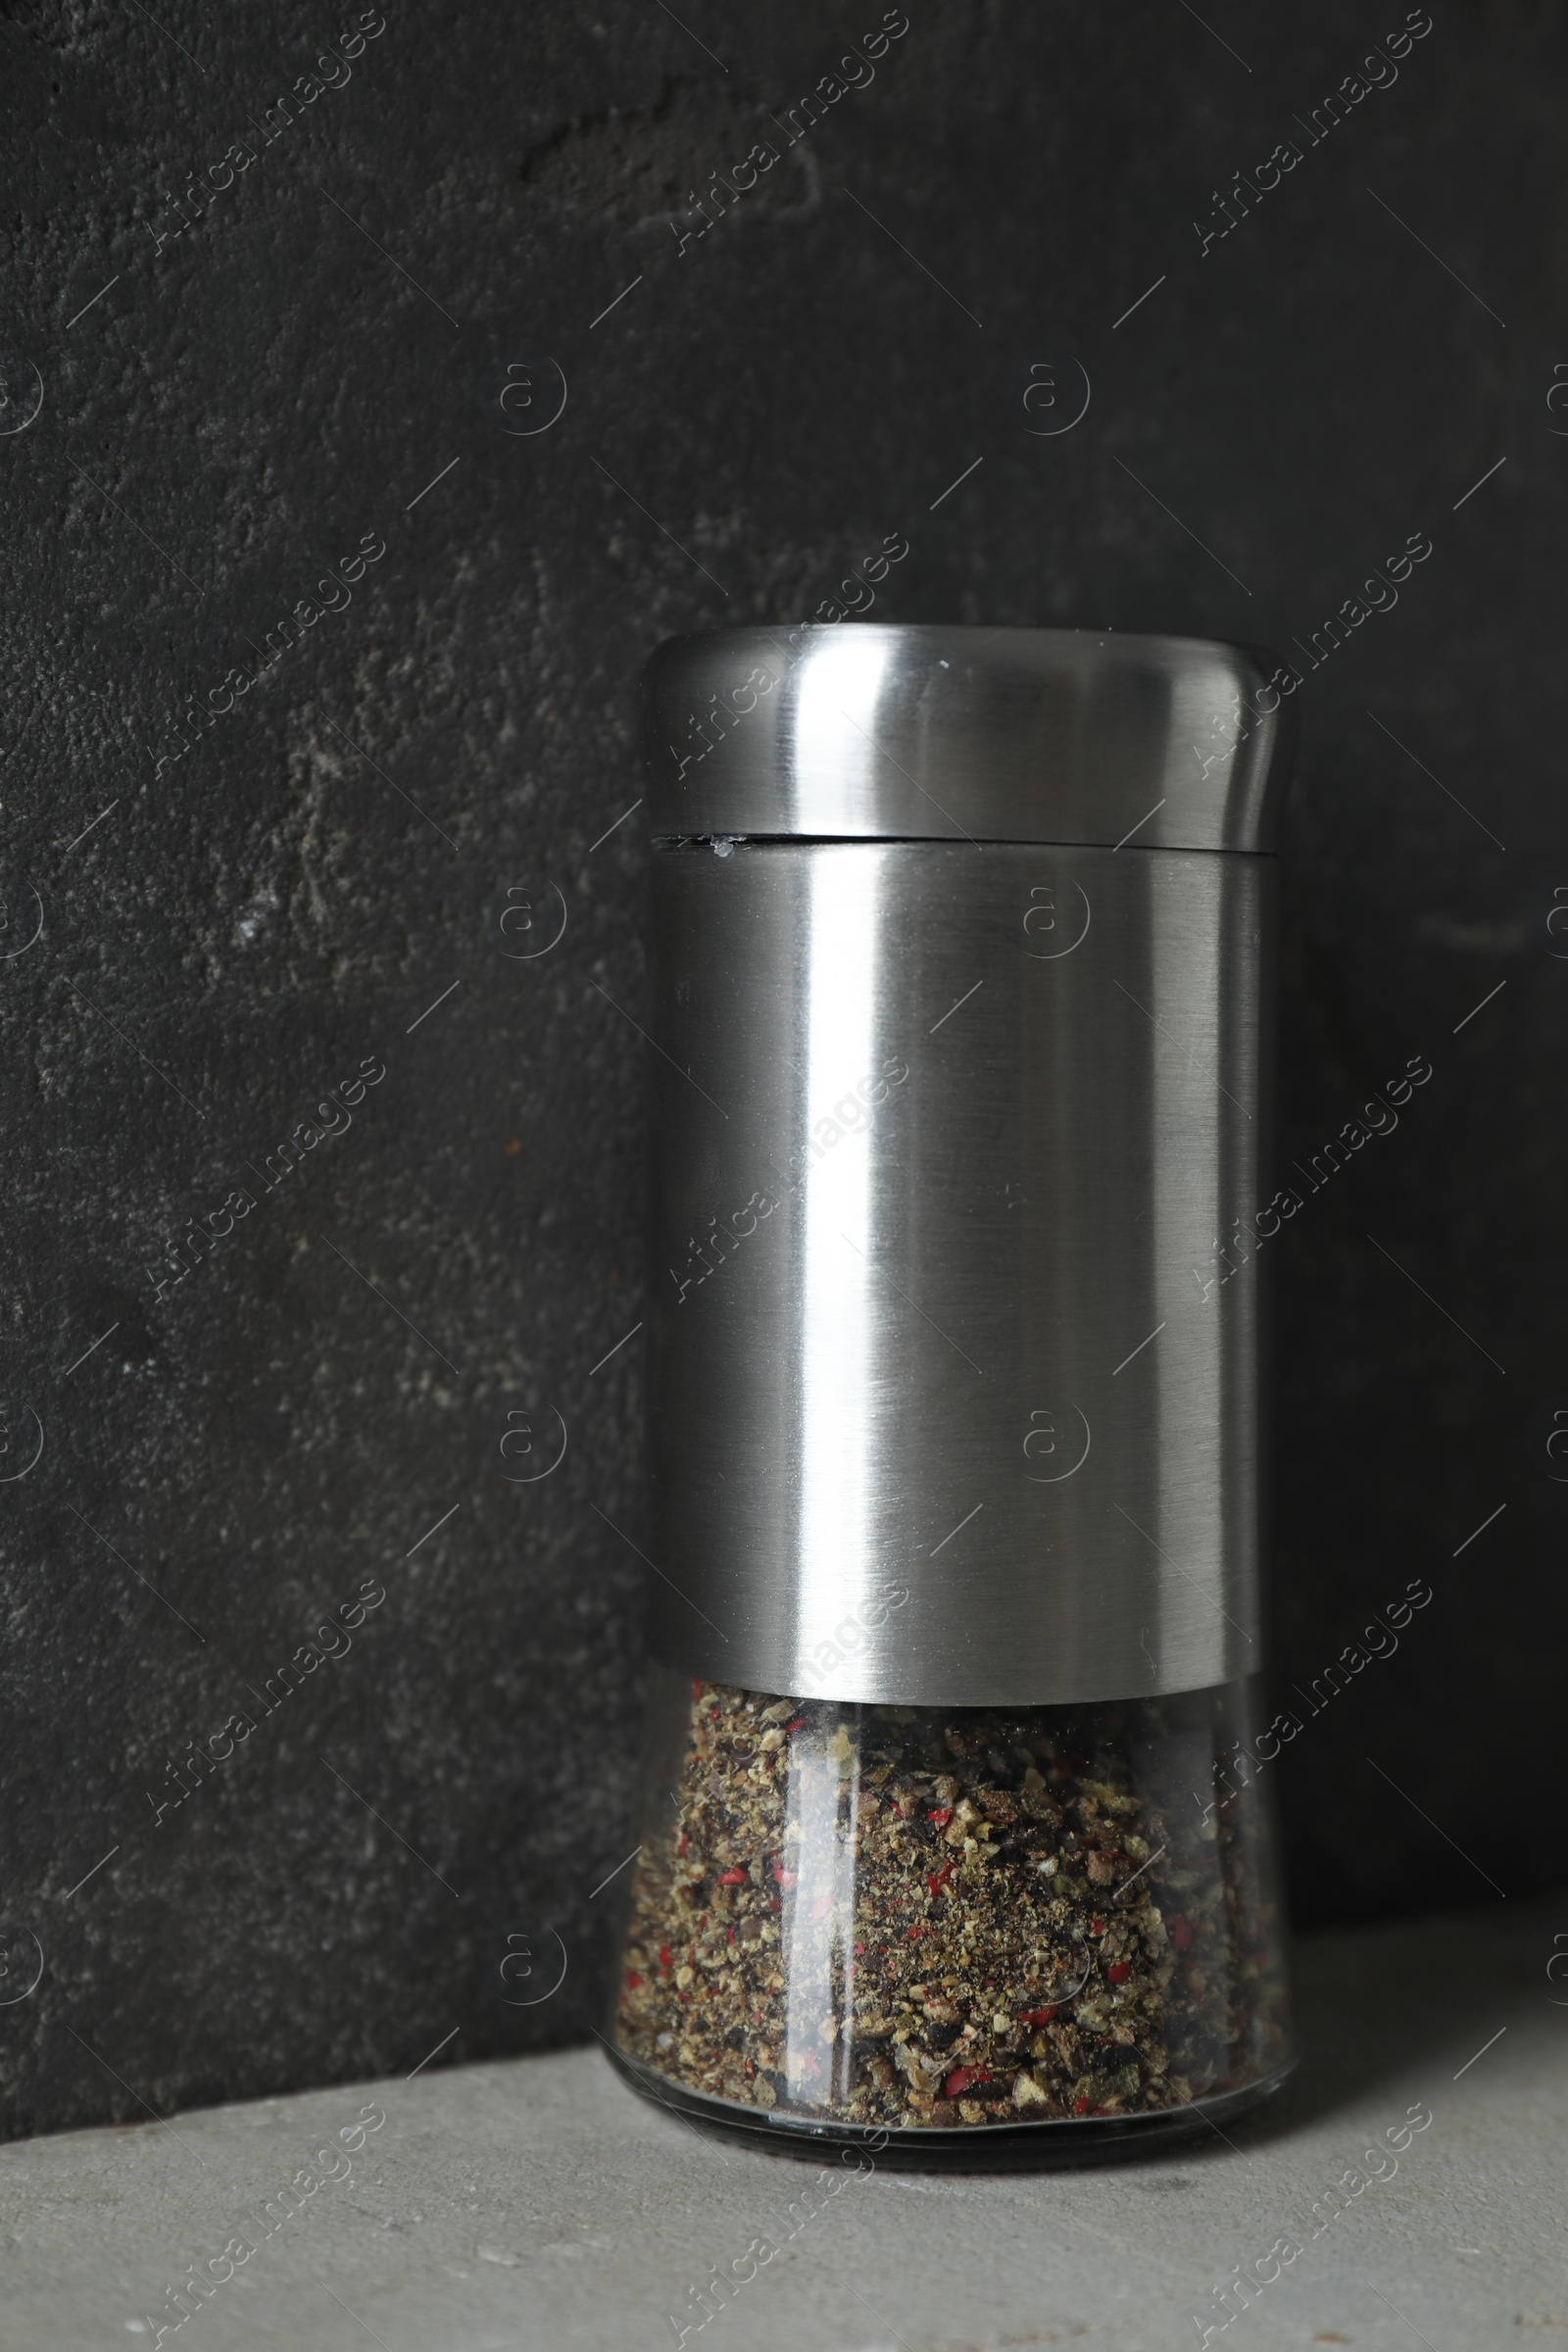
640 627 1293 1708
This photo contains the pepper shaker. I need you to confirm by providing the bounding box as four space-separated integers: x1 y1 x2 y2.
608 623 1298 2161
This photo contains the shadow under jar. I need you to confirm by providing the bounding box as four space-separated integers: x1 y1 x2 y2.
609 624 1300 2162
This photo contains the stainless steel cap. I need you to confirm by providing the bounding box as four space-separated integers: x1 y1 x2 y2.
642 623 1297 853
640 625 1297 1709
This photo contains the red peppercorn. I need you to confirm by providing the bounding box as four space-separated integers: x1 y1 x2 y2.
944 2065 991 2098
1107 1961 1132 1984
1171 1915 1194 1950
927 1860 955 1898
1074 2094 1091 2116
928 1806 954 1828
718 1868 748 1886
785 1715 807 1734
625 1970 644 1989
1019 2005 1057 2027
1090 1917 1105 1936
659 1945 672 1970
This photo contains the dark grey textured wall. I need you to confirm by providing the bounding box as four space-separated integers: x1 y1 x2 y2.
1 0 1562 2139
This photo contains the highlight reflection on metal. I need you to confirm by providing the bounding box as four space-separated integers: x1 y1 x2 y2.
798 849 880 1651
642 626 1295 1708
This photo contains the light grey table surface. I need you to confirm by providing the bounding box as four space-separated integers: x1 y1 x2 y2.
2 1898 1560 2352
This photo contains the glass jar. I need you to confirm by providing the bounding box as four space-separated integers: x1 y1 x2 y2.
608 1670 1292 2158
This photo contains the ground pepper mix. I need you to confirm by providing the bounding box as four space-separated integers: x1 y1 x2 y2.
612 1679 1290 2130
